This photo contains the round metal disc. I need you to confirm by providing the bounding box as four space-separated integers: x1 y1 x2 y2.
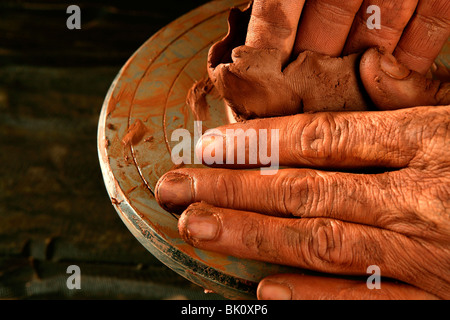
97 0 295 300
98 0 450 299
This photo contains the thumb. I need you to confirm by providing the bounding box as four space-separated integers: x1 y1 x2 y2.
360 47 450 110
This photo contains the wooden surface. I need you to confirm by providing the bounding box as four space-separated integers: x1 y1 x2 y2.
0 0 225 299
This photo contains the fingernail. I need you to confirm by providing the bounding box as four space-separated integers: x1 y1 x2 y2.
258 281 292 300
156 172 193 213
185 211 220 241
380 52 411 80
195 132 224 165
431 62 438 73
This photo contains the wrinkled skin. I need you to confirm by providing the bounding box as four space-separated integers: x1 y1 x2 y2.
156 0 450 300
157 105 450 299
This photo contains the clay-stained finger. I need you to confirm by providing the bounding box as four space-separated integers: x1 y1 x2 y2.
257 274 439 300
343 0 418 55
293 0 363 57
246 0 306 65
360 47 450 110
156 168 404 230
393 0 450 74
177 203 421 289
194 109 424 169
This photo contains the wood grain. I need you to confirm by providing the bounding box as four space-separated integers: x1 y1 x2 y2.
0 0 223 299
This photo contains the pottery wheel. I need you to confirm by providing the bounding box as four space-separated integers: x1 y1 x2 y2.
98 0 450 300
97 0 296 300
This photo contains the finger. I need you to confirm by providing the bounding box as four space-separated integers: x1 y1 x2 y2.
245 0 306 65
257 274 439 300
360 47 450 110
292 0 363 57
179 203 448 299
343 0 419 55
393 0 450 74
177 203 421 288
195 109 424 169
156 168 402 230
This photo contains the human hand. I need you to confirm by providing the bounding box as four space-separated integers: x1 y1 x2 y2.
155 0 450 300
207 0 450 118
156 104 449 299
247 0 450 73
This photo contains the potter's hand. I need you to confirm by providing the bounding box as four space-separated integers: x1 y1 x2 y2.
208 0 450 118
247 0 450 74
157 106 450 299
156 104 450 299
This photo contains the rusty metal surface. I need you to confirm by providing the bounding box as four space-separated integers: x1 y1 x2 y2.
97 0 295 300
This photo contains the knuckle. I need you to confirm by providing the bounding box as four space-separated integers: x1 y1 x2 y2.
416 11 450 31
416 0 450 31
381 171 448 237
305 219 352 268
410 178 449 235
240 217 270 256
278 172 326 218
296 113 348 164
408 107 450 167
250 11 293 39
213 172 238 208
314 0 362 21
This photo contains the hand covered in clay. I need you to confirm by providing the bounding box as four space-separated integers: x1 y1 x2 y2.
208 0 450 118
154 0 450 300
156 103 450 299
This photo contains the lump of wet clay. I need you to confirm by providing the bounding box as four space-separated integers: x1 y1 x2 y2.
207 4 372 120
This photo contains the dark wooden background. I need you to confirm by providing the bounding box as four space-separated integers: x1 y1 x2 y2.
0 0 225 299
